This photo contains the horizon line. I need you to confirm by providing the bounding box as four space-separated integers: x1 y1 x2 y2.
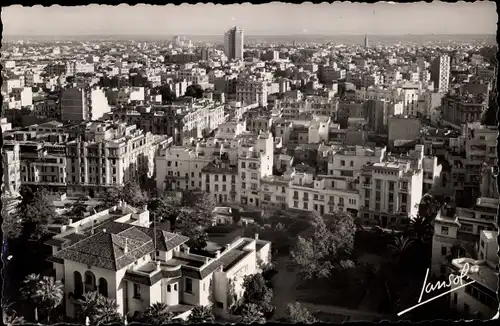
4 33 497 37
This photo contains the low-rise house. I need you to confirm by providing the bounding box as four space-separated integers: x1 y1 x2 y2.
45 201 271 320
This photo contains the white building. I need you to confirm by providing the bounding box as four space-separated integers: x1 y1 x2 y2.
448 230 498 319
46 202 271 320
359 155 423 228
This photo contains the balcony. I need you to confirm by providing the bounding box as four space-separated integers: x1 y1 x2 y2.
399 187 408 193
362 183 371 189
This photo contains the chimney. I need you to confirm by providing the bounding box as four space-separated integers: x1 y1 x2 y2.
143 204 148 211
215 250 221 258
185 246 190 254
124 238 128 254
255 233 259 240
225 243 231 251
102 228 107 233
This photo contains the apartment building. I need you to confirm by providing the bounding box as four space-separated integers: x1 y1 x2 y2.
327 145 386 179
441 93 488 129
260 175 289 210
431 55 451 93
46 202 271 319
106 101 225 144
65 122 166 196
422 156 443 194
2 143 22 195
448 230 498 319
359 158 423 228
202 162 238 204
236 79 268 107
287 168 360 216
61 88 88 122
237 132 274 207
155 137 240 194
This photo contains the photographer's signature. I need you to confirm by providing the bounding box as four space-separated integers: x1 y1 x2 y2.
397 262 476 316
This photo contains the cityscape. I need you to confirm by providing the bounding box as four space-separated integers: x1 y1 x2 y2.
1 2 499 325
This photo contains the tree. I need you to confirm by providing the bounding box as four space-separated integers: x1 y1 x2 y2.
387 236 414 263
290 211 355 280
187 305 215 324
148 196 181 224
94 297 122 325
70 196 88 219
100 187 123 208
21 274 41 322
240 303 266 324
2 210 23 240
36 276 64 323
185 84 204 99
418 195 442 220
406 214 434 244
21 189 57 240
123 181 147 207
4 310 26 326
78 291 122 325
140 302 175 325
285 302 316 324
242 274 275 317
184 226 209 251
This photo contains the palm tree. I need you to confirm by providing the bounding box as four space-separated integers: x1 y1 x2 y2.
78 291 103 321
387 236 414 262
240 303 266 324
407 214 434 243
36 276 64 323
4 311 26 326
187 305 215 324
143 302 175 325
20 273 41 321
94 297 122 326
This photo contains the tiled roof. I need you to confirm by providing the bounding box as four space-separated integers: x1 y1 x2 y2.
51 222 189 271
181 260 223 280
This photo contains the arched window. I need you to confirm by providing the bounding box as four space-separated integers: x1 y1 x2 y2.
98 278 108 297
74 271 83 297
84 271 96 293
167 284 171 292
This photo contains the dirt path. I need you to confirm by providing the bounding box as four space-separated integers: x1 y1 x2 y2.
270 256 298 319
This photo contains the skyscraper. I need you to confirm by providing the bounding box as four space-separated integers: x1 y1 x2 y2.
224 26 244 61
364 34 369 48
431 55 451 93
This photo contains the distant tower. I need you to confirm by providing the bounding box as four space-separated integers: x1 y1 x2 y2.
224 26 244 60
430 55 451 93
364 34 369 48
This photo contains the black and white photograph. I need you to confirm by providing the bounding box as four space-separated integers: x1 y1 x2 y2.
1 1 498 324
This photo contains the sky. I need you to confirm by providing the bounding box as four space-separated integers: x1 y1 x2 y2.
2 2 497 36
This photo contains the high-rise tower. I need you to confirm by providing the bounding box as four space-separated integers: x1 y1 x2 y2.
364 34 369 48
224 26 244 61
430 55 451 93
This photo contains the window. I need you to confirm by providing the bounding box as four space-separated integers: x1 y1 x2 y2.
350 161 354 167
185 278 193 294
167 284 171 292
481 240 485 248
375 179 381 189
340 160 345 166
133 284 141 299
174 284 177 291
303 202 308 210
215 175 219 182
241 162 246 168
441 226 449 236
331 181 335 188
294 201 298 208
441 246 447 256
